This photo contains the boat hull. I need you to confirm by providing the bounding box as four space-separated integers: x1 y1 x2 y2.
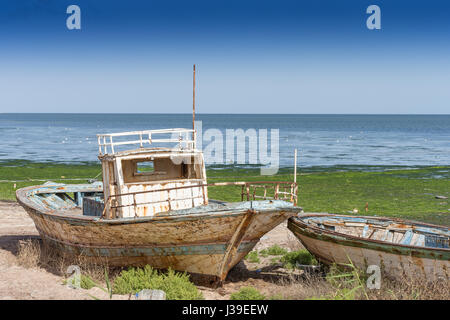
288 214 450 282
17 184 299 282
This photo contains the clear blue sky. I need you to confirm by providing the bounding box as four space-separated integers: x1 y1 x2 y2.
0 0 449 114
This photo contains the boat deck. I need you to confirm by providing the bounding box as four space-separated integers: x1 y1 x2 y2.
53 199 296 218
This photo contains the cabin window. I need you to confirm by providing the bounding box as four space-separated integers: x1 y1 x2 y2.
135 161 155 175
133 160 167 177
121 157 197 184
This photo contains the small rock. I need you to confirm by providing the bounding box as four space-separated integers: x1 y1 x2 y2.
435 195 448 199
217 288 227 296
135 289 166 300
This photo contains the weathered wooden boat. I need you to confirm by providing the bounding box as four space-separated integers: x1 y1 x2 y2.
16 127 301 283
288 214 449 281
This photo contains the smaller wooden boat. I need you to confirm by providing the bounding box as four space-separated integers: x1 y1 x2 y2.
288 214 449 281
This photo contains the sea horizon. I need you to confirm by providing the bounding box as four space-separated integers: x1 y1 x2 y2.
2 112 450 115
1 113 449 169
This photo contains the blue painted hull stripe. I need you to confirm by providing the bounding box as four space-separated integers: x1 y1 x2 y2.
43 237 257 257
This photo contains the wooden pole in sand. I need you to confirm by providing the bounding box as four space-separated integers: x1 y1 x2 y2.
192 64 196 145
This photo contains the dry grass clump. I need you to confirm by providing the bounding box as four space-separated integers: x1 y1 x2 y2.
16 238 67 271
17 239 41 269
366 274 449 300
266 265 449 300
65 254 114 284
16 239 113 286
267 273 333 300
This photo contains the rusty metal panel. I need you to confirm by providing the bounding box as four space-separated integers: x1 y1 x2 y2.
82 196 104 217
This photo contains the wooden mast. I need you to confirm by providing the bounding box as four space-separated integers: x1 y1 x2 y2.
192 64 196 145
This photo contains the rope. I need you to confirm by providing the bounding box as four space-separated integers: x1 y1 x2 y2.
92 171 102 179
0 178 95 183
0 171 103 183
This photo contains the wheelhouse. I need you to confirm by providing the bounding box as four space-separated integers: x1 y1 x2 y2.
90 128 208 218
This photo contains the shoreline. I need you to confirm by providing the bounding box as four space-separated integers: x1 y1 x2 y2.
0 162 448 226
1 158 449 173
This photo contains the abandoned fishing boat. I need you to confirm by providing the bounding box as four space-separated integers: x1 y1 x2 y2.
288 214 449 281
16 128 301 283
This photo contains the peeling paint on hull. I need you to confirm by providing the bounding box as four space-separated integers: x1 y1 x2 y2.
288 214 450 281
16 183 300 282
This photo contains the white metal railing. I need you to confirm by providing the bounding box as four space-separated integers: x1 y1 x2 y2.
102 181 298 218
97 128 196 155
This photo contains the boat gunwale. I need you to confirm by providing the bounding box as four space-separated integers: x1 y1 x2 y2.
16 184 299 226
288 214 450 255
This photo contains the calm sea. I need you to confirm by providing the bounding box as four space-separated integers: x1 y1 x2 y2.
0 114 449 169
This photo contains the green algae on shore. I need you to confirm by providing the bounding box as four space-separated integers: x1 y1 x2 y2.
1 160 448 225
